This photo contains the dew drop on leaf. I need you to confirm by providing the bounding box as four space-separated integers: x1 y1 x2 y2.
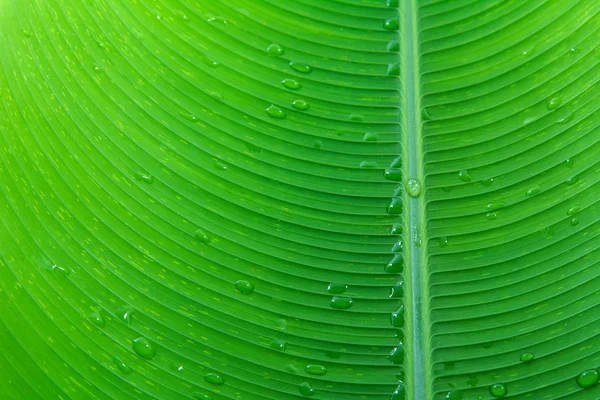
267 43 284 56
269 339 286 351
567 205 581 215
204 373 224 385
576 369 599 388
391 306 404 327
305 364 327 375
486 203 505 211
363 133 379 142
330 296 353 310
207 16 226 25
387 344 404 364
383 18 399 30
387 0 399 7
482 177 494 186
387 41 400 52
289 61 311 73
349 113 364 121
359 161 377 169
520 352 534 362
327 283 347 294
299 382 315 397
391 382 406 399
387 198 402 214
387 62 400 76
384 168 402 181
114 357 132 375
385 254 403 273
458 170 472 182
489 383 507 397
446 389 464 400
557 113 573 124
406 178 421 197
194 229 210 243
132 337 156 360
285 363 299 373
565 158 574 168
571 217 579 226
234 280 254 295
266 104 286 119
292 99 310 111
89 311 105 328
547 97 561 110
282 78 301 90
389 282 404 298
193 392 212 400
526 186 540 197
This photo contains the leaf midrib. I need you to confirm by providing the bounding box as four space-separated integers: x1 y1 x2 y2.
400 0 430 399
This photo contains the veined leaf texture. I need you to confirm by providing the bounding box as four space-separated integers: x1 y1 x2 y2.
1 0 600 399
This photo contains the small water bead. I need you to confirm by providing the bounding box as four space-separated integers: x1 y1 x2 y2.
520 353 534 362
275 319 288 330
292 99 310 111
482 177 494 186
565 158 574 168
179 111 198 122
22 29 32 38
213 160 227 170
391 383 406 400
176 11 189 21
486 203 505 211
363 133 379 142
387 41 400 52
204 373 224 385
406 178 421 197
391 223 402 235
116 307 134 325
312 140 322 149
207 16 226 24
52 264 71 277
89 311 106 328
387 0 399 6
567 205 581 215
305 364 327 375
566 176 579 186
557 113 573 124
299 382 315 397
266 104 286 119
438 237 449 247
387 62 400 76
330 296 353 310
282 78 301 90
391 306 404 327
569 47 577 54
267 43 284 56
285 363 299 373
387 198 402 214
547 97 561 110
422 108 433 120
387 344 404 364
458 170 472 182
384 168 402 181
289 61 311 73
577 369 599 388
389 282 404 298
489 383 507 398
208 90 223 100
193 393 212 400
385 254 403 273
327 283 347 294
349 113 364 121
203 58 219 68
446 390 464 400
269 339 286 351
359 161 378 169
392 239 403 252
194 229 210 243
383 18 399 30
132 337 156 360
114 357 132 374
526 186 540 197
571 217 579 226
234 280 254 294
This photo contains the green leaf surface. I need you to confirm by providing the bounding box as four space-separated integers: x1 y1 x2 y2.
1 1 599 399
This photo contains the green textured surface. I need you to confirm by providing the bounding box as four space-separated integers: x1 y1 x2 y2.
1 1 599 399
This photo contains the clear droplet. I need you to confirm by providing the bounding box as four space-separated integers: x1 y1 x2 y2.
179 112 198 122
312 140 322 149
267 43 284 56
387 41 400 52
384 168 402 181
387 62 400 76
176 11 189 21
391 382 406 400
52 264 71 277
363 133 379 142
391 306 404 327
327 283 347 294
349 113 364 122
385 254 403 273
567 205 581 215
520 353 534 362
330 296 353 310
305 364 327 375
299 382 315 397
526 186 540 197
289 61 311 73
383 18 399 30
22 29 31 38
547 97 561 110
389 282 404 298
486 203 505 211
116 307 134 325
89 311 105 328
234 280 254 295
446 390 464 400
489 383 507 398
194 229 210 243
207 16 226 24
482 177 494 186
204 373 224 385
458 170 472 182
387 0 399 6
213 160 227 170
285 363 299 373
266 104 286 119
132 337 156 360
387 344 404 364
571 217 579 226
565 158 574 168
269 339 286 351
359 161 378 169
282 78 301 90
557 113 573 124
114 357 132 374
566 176 579 186
203 58 219 68
193 392 212 400
406 178 421 197
577 369 599 388
387 197 402 214
292 99 309 111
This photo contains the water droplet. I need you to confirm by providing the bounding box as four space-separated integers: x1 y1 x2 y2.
292 99 310 111
98 41 106 48
387 197 402 214
391 223 402 235
203 58 219 68
482 177 494 186
89 311 105 328
522 47 535 56
569 47 577 54
526 186 540 197
362 133 378 142
266 104 286 119
22 29 31 38
193 393 212 400
438 236 449 247
384 168 402 181
359 161 378 169
458 170 472 182
571 217 579 226
285 363 299 373
289 61 311 73
467 375 479 387
565 158 574 168
406 178 421 197
213 160 227 170
208 90 223 100
387 41 400 52
547 97 561 110
116 307 134 325
194 229 210 243
269 339 286 351
207 16 226 24
414 230 422 247
234 280 254 294
557 113 573 124
392 239 403 252
327 283 347 294
520 353 534 362
577 369 599 388
299 382 314 397
387 0 399 6
330 296 353 310
391 382 406 400
391 306 404 327
349 113 364 122
486 203 505 211
389 282 404 298
489 383 507 398
305 364 327 375
267 43 284 56
132 337 156 360
275 319 287 330
388 344 404 364
282 78 301 90
114 357 132 374
156 14 161 20
446 390 464 400
566 176 579 186
387 62 400 76
422 108 432 120
383 18 399 30
176 11 189 21
385 254 403 273
204 373 224 385
567 205 581 215
179 112 198 122
52 264 71 277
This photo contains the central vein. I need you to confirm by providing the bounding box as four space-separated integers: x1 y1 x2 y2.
400 0 429 399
